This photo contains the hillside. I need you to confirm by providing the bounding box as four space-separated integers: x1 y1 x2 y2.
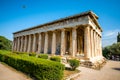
0 36 12 50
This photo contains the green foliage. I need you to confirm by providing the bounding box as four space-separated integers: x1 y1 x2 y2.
0 36 12 51
103 42 120 58
50 56 61 62
13 51 28 54
109 43 120 55
37 54 48 59
102 46 110 58
68 59 80 70
0 50 65 80
28 52 36 57
117 32 120 42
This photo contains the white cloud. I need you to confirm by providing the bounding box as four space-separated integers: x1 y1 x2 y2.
102 29 120 47
103 31 115 37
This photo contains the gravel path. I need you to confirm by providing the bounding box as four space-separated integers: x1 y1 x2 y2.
75 60 120 80
0 62 32 80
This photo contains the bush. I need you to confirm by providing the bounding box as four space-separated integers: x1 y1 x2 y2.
68 59 80 70
50 56 61 62
13 51 28 54
28 52 36 57
0 50 65 80
38 54 48 59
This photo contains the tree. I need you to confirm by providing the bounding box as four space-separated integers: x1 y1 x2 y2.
102 46 110 58
103 42 120 59
117 32 120 42
109 42 120 55
0 36 12 51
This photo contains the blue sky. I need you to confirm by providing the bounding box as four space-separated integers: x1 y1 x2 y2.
0 0 120 47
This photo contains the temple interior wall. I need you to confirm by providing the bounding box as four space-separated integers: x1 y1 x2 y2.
41 33 45 53
48 32 52 54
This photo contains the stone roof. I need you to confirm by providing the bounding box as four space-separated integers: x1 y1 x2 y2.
13 10 101 34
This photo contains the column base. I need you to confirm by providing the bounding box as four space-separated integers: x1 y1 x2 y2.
80 56 106 69
61 54 106 70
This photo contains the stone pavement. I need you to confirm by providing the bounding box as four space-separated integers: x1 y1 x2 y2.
75 60 120 80
0 62 32 80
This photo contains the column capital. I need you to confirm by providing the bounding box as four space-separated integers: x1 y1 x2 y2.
60 28 66 31
72 27 77 30
52 30 57 33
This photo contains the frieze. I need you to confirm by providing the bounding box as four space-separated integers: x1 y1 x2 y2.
14 16 89 37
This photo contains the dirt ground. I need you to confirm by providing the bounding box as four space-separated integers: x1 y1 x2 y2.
0 62 32 80
75 60 120 80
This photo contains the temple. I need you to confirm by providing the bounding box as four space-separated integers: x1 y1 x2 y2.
12 11 104 64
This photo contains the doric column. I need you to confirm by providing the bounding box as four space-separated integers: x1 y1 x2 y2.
98 36 100 56
44 32 48 53
17 37 20 52
89 28 92 58
22 36 24 52
24 35 27 52
98 34 100 56
19 37 21 52
20 37 22 52
97 34 99 56
18 37 21 52
91 28 94 58
27 35 31 53
70 31 73 55
84 26 91 58
32 34 36 52
72 28 77 57
61 29 66 56
52 31 56 55
96 33 98 57
26 36 28 52
95 32 97 57
100 36 102 56
37 33 42 53
93 31 96 57
92 31 94 57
